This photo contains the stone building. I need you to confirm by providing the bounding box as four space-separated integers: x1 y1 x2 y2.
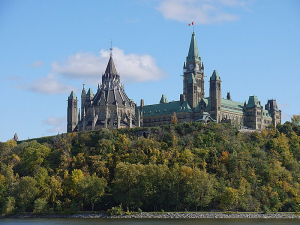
67 31 281 132
67 50 138 133
137 32 281 130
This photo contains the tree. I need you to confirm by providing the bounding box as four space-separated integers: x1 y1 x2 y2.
76 174 107 211
112 162 144 211
48 176 63 206
184 168 216 211
0 196 15 215
291 115 300 125
13 176 38 212
220 187 240 211
19 141 51 175
33 198 48 215
171 112 178 124
69 169 84 197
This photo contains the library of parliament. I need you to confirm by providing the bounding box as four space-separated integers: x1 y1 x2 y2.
67 32 281 133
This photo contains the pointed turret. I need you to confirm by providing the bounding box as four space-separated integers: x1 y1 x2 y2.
13 133 19 142
210 70 220 81
68 91 77 100
81 84 86 95
105 55 118 75
87 88 94 99
159 94 168 104
186 32 201 62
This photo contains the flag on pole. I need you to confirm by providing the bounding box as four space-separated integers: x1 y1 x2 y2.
188 21 194 26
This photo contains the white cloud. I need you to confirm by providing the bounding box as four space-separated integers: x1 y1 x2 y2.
31 60 44 68
20 74 78 95
20 47 167 95
51 47 168 84
156 0 250 24
43 116 66 134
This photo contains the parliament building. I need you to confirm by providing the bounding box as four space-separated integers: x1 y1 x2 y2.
67 32 281 133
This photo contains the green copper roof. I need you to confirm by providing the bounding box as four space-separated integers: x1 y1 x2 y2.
262 110 272 118
195 97 210 111
188 73 196 84
138 100 193 117
247 96 261 108
210 70 221 80
87 88 94 98
186 32 201 62
68 91 77 100
159 94 168 104
221 98 244 113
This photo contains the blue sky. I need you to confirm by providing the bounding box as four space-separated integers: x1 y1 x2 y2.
0 0 299 142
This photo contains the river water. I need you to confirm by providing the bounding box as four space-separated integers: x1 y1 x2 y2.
1 218 300 225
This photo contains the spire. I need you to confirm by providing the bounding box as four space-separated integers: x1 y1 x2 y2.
105 52 118 75
13 133 19 142
81 84 86 96
210 70 220 81
187 32 201 62
87 88 94 98
159 94 168 104
68 91 77 100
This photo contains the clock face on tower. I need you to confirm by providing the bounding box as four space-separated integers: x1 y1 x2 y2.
189 64 194 71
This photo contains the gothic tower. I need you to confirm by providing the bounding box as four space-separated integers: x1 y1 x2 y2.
67 91 78 132
81 84 86 121
265 99 281 127
209 70 221 122
187 73 198 109
183 32 204 105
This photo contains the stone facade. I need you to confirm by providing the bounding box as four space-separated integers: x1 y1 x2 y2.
67 52 138 132
67 32 281 132
137 32 281 131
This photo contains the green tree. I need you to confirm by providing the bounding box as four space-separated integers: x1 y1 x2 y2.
184 167 216 211
1 196 15 215
220 187 240 211
76 174 107 211
13 176 38 212
19 141 51 175
291 115 300 125
48 176 63 206
112 162 144 211
33 198 48 214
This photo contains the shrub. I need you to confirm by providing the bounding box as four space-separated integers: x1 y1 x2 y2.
107 204 124 216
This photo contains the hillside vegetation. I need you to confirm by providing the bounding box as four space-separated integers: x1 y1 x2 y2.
1 121 300 215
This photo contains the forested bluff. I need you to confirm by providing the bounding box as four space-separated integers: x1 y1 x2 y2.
1 121 300 216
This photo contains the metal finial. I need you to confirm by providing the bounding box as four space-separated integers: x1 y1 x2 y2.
110 39 113 56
